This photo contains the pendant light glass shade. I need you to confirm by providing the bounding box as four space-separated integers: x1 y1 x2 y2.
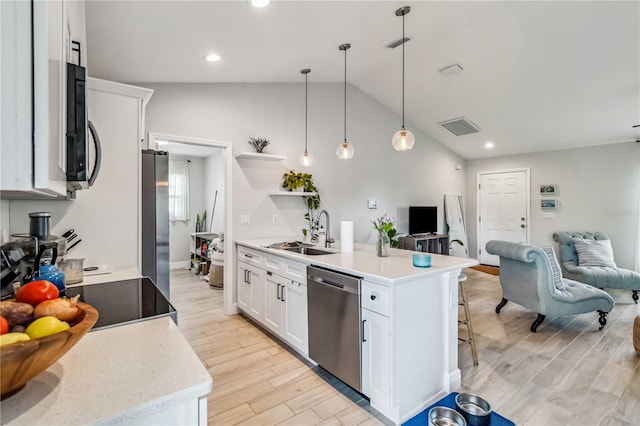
336 141 354 159
299 151 314 166
336 43 354 160
393 6 414 151
299 68 314 166
392 128 415 151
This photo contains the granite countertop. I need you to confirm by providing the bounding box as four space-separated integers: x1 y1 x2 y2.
237 238 478 284
1 317 213 425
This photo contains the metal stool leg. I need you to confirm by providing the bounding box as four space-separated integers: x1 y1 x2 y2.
458 274 478 366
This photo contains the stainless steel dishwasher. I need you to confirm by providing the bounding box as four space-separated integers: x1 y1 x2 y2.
307 265 362 392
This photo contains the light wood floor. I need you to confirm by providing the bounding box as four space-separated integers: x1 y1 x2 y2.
170 267 640 425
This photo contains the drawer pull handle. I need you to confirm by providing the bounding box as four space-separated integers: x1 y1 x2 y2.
277 283 281 300
370 295 377 301
362 319 367 342
245 254 253 258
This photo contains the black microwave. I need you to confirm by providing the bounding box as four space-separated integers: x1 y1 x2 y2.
66 60 101 192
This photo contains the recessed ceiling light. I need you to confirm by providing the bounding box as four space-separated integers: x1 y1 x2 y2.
203 53 221 62
249 0 270 8
484 141 494 149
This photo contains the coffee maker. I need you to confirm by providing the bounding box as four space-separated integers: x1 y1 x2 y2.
0 212 67 297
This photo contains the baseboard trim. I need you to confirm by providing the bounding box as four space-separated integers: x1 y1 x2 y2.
171 261 191 270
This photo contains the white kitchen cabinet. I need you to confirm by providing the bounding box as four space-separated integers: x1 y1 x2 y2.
1 0 87 198
283 279 308 354
263 272 286 335
236 262 264 322
361 307 391 414
236 244 308 356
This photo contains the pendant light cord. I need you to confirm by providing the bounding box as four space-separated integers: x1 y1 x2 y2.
344 47 347 142
305 72 308 152
402 12 405 129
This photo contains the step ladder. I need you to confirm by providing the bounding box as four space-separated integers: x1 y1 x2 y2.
458 273 478 366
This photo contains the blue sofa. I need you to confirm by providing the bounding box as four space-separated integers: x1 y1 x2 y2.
553 231 640 303
486 240 614 332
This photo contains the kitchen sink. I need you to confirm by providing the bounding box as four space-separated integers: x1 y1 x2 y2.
283 247 334 256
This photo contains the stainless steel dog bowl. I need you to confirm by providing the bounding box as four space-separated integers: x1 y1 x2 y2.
455 393 492 426
428 406 467 426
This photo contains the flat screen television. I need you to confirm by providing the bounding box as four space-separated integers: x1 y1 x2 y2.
409 206 437 235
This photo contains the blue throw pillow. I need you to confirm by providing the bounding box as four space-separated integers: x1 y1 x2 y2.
541 246 566 291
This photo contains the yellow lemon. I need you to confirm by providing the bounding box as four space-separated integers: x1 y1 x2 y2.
25 316 70 339
0 332 31 346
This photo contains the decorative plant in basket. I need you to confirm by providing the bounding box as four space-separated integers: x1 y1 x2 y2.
248 137 270 153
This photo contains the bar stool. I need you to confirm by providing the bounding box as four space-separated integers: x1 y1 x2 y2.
458 273 478 366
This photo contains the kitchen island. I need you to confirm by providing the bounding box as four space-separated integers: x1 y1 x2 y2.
236 238 478 424
1 317 213 425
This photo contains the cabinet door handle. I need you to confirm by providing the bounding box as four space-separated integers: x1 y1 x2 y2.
362 319 367 342
277 283 281 300
370 294 377 301
281 286 286 302
244 270 248 283
244 254 253 259
247 271 251 285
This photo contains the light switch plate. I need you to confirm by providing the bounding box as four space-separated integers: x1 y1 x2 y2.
240 215 250 225
272 215 279 225
368 199 378 209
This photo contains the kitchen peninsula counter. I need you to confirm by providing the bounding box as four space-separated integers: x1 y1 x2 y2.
236 238 478 284
236 237 478 424
1 317 213 425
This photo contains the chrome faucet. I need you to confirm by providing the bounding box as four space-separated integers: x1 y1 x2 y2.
316 210 335 248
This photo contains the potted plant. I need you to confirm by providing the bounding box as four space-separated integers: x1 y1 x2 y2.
281 171 322 240
248 137 270 153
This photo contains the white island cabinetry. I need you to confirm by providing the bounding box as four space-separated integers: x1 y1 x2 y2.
236 239 477 425
236 245 308 356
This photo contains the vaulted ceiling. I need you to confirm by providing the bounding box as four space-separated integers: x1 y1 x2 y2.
86 1 640 159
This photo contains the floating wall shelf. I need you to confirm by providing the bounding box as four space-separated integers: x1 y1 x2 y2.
269 191 317 197
235 152 286 161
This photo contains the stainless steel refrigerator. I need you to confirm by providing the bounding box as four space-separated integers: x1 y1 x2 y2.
141 150 170 299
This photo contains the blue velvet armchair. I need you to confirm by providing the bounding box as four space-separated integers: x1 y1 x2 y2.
553 231 640 303
485 240 614 332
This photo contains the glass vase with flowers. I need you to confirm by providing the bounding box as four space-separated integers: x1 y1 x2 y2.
372 214 398 257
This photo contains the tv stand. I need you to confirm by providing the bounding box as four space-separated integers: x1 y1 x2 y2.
398 234 449 255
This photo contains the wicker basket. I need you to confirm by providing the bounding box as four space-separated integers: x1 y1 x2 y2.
634 315 640 356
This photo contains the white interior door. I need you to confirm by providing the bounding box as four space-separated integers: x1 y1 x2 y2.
478 169 529 266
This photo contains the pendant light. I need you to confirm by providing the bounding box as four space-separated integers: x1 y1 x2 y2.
298 69 314 167
392 6 415 151
336 43 354 160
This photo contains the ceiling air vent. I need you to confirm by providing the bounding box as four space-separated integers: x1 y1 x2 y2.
439 117 481 136
386 37 410 49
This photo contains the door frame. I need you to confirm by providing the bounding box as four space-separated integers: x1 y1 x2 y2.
476 168 531 263
147 132 234 315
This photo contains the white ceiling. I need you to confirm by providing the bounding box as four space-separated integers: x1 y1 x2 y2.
85 1 640 160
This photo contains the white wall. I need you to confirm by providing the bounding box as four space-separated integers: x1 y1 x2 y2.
0 200 9 243
168 154 206 264
465 142 640 269
143 83 466 245
205 150 225 234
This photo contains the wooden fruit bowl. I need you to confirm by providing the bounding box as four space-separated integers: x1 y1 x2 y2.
0 301 99 400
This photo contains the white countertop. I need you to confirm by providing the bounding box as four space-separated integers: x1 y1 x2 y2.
1 317 213 425
237 238 478 284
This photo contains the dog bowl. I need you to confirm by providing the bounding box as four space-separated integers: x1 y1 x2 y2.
428 406 467 426
455 393 492 426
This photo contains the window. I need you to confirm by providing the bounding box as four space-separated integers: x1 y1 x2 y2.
169 159 190 222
